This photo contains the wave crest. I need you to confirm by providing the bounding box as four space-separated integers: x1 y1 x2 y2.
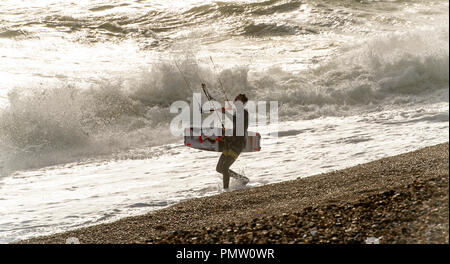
0 25 448 173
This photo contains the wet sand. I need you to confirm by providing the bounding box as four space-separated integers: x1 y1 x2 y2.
18 143 449 244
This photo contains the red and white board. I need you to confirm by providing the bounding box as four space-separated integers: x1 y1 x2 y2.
184 127 261 152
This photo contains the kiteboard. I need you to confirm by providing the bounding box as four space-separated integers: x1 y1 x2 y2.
184 127 261 152
184 127 259 186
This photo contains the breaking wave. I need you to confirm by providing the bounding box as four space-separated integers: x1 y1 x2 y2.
1 24 448 173
0 0 448 173
260 26 449 109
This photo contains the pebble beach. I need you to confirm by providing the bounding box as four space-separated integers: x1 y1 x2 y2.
18 143 449 244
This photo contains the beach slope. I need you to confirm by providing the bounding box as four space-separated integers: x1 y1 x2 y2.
18 143 449 244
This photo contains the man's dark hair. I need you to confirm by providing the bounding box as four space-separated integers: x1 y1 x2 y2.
239 93 248 104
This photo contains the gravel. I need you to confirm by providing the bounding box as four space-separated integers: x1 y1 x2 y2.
17 143 449 244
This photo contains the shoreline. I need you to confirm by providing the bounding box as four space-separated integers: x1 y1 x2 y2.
18 143 449 244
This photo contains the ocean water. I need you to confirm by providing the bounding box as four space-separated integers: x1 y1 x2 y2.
0 0 448 243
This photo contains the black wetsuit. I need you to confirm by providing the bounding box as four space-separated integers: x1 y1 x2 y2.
216 108 249 188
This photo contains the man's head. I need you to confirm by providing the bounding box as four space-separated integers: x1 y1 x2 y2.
234 93 248 105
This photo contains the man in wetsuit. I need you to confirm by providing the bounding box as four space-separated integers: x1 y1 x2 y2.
216 93 249 189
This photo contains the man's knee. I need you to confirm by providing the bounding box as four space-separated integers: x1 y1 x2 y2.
217 154 232 174
216 158 226 173
216 163 224 173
